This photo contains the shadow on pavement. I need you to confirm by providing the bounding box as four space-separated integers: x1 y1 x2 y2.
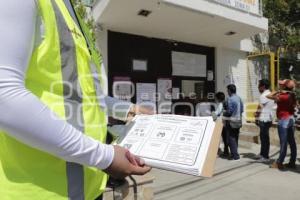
284 165 300 174
240 151 300 174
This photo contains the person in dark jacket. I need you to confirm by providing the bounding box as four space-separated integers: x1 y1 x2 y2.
223 84 244 160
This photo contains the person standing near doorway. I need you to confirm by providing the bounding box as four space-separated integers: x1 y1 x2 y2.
255 79 275 162
223 84 244 161
213 92 230 158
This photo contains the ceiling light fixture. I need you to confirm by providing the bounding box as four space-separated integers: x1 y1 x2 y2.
138 9 152 17
225 31 236 36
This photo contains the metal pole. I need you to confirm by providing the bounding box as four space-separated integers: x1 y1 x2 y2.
270 52 275 90
276 48 281 90
259 0 263 16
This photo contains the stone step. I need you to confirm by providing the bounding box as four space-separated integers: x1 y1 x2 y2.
239 130 259 144
240 123 300 146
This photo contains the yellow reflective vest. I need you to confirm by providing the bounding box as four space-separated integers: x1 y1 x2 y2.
0 0 108 199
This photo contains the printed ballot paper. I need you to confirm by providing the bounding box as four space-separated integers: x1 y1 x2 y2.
117 114 223 177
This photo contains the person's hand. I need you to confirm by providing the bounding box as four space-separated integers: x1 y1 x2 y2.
126 104 155 121
267 91 280 100
254 111 260 118
255 120 260 126
104 145 151 179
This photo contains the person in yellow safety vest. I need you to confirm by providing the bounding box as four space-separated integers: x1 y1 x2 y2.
0 1 152 199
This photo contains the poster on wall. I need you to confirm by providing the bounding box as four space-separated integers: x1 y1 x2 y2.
112 76 133 101
224 74 234 86
157 79 172 113
133 59 147 71
207 70 214 81
172 51 207 77
136 83 157 111
172 88 180 100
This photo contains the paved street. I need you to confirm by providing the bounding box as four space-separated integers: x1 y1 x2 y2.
150 142 300 200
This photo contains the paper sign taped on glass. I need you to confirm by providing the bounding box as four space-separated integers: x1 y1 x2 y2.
112 114 223 177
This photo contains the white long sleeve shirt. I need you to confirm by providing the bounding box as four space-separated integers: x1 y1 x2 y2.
0 0 129 170
259 90 276 122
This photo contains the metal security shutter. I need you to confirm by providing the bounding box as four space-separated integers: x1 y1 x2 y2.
247 56 270 102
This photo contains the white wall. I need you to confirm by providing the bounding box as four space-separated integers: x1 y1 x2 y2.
216 47 248 101
95 28 109 95
95 28 108 69
162 0 268 30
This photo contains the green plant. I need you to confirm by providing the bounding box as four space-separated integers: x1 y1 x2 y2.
71 0 96 43
71 0 102 65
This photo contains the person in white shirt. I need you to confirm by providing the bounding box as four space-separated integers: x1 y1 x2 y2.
255 79 275 161
196 97 214 117
213 92 225 119
213 92 230 157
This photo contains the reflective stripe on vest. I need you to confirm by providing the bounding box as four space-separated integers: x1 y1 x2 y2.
0 0 108 199
51 1 85 199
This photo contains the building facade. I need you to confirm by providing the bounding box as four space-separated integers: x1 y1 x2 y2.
91 0 268 114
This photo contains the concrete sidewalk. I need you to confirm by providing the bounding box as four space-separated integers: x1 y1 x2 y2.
150 142 300 200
